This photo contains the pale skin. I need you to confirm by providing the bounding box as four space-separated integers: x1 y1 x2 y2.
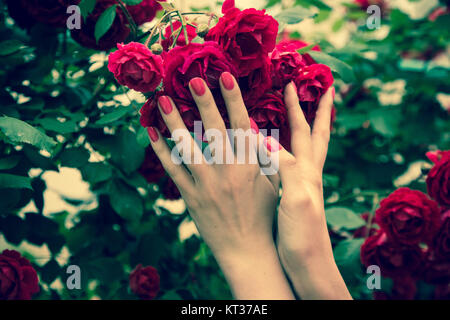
147 72 351 300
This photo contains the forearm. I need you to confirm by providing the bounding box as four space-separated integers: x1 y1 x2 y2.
215 242 295 300
280 249 352 300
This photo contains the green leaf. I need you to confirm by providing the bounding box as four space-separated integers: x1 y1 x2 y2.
122 0 143 5
325 207 366 230
308 51 356 83
158 1 174 11
0 40 24 56
110 129 145 174
136 126 150 148
0 155 20 170
80 162 113 184
79 0 97 18
369 108 401 137
94 5 117 43
0 116 57 154
297 43 316 54
95 106 131 125
334 238 365 284
160 290 182 300
0 173 32 190
59 147 90 168
109 180 143 221
36 118 77 134
399 59 427 72
275 7 315 24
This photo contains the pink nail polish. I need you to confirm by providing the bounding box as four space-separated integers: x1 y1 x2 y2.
190 78 206 96
220 72 235 90
147 127 159 142
249 118 259 134
264 136 282 152
158 96 173 115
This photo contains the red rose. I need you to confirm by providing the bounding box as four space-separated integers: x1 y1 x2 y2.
270 44 306 89
108 42 164 93
426 150 450 207
206 0 278 76
293 64 334 124
0 249 39 300
247 91 291 150
276 39 321 66
373 276 417 300
432 209 450 261
163 41 238 113
375 188 441 245
434 284 450 300
71 0 130 50
138 147 165 183
139 92 200 135
129 264 160 300
422 256 450 285
127 0 164 26
7 0 80 28
360 232 424 277
238 55 273 104
161 20 198 51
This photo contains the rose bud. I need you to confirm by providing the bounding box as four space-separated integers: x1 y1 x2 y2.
151 43 163 55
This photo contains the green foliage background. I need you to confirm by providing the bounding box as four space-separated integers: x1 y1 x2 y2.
0 0 449 299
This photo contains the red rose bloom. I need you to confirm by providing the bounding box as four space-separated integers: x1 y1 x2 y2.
163 41 238 114
0 249 39 300
353 213 378 238
375 188 441 245
238 55 273 104
138 147 165 183
127 0 164 26
432 209 450 261
247 91 291 150
360 232 424 277
206 0 278 76
161 20 198 51
276 39 321 66
129 264 160 300
373 276 417 300
71 0 130 50
426 150 450 207
270 44 306 89
140 92 200 136
293 64 334 124
7 0 80 28
108 42 164 93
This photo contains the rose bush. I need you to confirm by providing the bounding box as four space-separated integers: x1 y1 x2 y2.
0 0 448 301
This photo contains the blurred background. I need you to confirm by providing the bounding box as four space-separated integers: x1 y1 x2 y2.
0 0 449 299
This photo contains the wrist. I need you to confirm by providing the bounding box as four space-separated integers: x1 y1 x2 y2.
214 241 295 300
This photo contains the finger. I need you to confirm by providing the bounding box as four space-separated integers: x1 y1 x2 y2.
157 95 207 177
147 127 195 196
311 87 334 168
220 72 251 132
284 81 312 158
255 132 281 190
260 135 296 185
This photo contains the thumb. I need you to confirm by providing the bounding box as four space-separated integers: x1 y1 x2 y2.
259 135 297 184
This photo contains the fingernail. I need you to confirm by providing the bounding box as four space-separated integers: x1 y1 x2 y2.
291 81 297 92
147 127 159 142
221 72 235 90
331 87 335 99
250 118 259 134
263 136 282 152
158 96 173 115
190 78 206 96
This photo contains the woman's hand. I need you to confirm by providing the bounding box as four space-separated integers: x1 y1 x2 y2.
147 72 294 299
264 82 352 300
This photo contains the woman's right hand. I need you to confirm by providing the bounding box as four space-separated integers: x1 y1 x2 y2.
263 82 352 300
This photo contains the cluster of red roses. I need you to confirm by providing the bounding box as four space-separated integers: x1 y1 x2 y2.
6 0 165 50
360 150 450 300
108 0 334 194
